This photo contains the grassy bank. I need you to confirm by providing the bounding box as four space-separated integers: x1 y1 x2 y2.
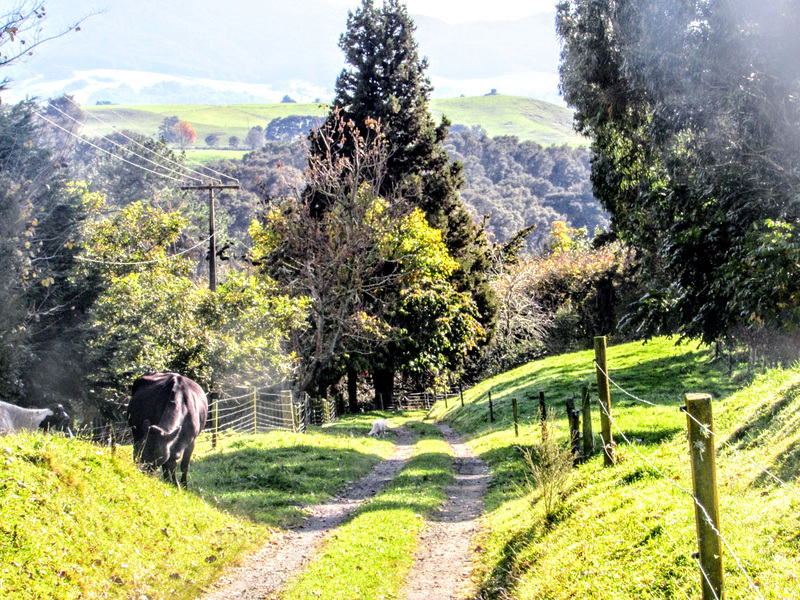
432 337 800 599
0 413 401 600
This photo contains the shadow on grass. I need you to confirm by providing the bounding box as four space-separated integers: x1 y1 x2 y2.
191 442 387 528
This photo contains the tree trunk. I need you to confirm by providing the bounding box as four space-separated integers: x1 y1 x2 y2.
373 367 394 410
347 366 358 414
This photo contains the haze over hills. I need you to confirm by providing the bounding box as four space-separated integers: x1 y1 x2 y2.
80 95 584 147
4 0 562 106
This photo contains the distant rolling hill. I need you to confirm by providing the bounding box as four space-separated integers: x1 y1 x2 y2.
81 95 585 159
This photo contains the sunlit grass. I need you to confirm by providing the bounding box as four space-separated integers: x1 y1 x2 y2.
0 434 265 600
437 338 800 599
280 421 455 600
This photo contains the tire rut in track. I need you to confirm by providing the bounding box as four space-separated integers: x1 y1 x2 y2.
399 422 490 600
197 426 416 600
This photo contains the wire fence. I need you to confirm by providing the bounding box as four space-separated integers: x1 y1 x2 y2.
75 383 339 450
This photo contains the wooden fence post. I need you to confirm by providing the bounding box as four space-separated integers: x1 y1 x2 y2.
594 336 615 466
460 384 465 407
512 398 519 437
581 385 594 459
488 391 494 423
539 391 547 441
685 393 725 600
253 388 258 435
566 397 581 463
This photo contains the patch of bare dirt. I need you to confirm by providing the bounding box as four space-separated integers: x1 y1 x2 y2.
399 422 491 600
197 426 415 600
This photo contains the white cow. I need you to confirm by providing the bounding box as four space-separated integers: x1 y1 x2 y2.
368 418 388 438
0 400 72 435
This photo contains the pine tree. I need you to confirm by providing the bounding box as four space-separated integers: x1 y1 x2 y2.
313 0 497 403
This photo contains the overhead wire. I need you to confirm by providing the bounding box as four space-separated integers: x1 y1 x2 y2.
42 98 207 184
73 233 213 266
35 111 195 185
17 63 238 185
57 92 240 185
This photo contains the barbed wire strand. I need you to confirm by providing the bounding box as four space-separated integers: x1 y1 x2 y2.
593 359 800 500
598 400 765 600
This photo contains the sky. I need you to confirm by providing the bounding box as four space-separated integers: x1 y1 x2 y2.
3 0 565 105
321 0 561 23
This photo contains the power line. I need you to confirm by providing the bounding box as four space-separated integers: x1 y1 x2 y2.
34 111 194 185
57 92 237 183
75 234 213 266
18 64 238 185
42 99 207 184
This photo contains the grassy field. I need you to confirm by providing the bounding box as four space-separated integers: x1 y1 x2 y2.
81 95 584 157
0 414 400 600
4 338 800 599
431 337 800 599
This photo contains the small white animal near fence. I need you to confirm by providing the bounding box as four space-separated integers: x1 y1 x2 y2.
368 418 387 438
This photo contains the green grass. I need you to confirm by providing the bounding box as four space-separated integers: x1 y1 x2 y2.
0 413 405 600
191 415 398 527
0 434 265 600
280 420 455 600
81 96 583 147
431 95 584 145
430 337 800 599
82 102 328 143
7 340 800 598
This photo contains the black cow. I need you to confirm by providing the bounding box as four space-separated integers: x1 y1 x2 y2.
127 372 208 487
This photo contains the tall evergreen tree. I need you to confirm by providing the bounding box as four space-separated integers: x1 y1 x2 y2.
313 0 497 402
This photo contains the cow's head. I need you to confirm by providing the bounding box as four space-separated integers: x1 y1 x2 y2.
40 404 73 436
139 422 181 470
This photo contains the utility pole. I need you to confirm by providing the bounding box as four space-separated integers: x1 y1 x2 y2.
180 183 239 291
180 182 239 448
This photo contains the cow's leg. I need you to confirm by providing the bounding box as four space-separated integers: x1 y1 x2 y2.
162 457 179 487
179 442 196 488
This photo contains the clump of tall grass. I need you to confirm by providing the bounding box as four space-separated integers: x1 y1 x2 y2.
519 408 574 520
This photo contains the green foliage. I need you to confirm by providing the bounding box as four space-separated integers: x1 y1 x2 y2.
557 0 800 343
446 129 607 252
482 223 633 375
82 197 304 397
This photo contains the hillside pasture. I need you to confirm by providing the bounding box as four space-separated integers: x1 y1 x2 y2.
80 96 584 153
434 337 800 599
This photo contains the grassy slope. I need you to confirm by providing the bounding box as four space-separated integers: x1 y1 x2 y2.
429 337 800 599
81 95 584 153
0 414 396 600
431 95 583 145
6 340 800 598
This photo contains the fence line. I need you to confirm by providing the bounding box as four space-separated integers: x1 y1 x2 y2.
596 399 764 599
77 385 343 445
594 359 800 500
